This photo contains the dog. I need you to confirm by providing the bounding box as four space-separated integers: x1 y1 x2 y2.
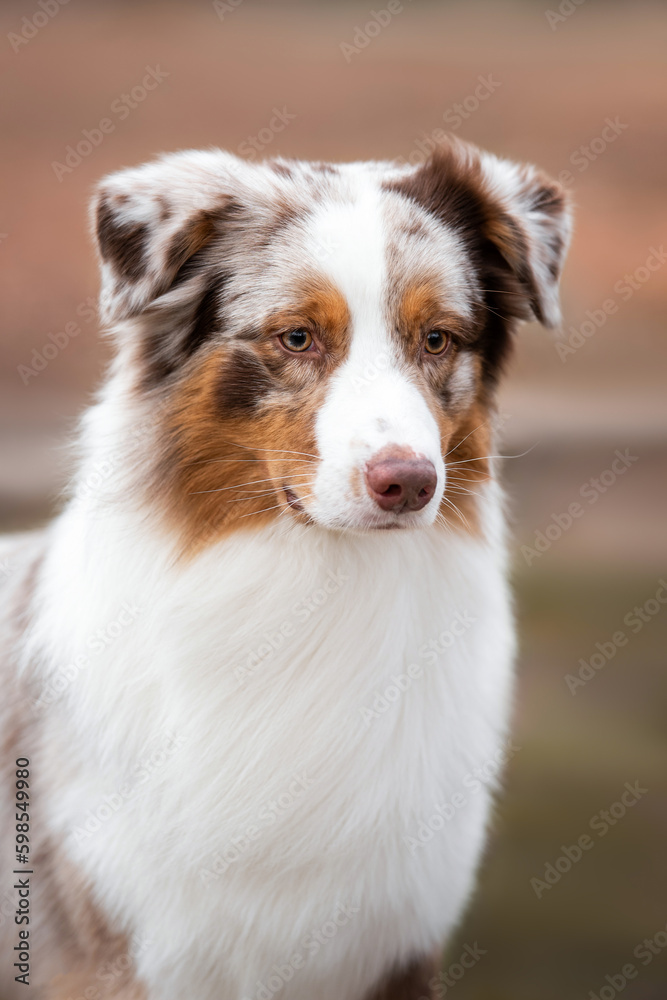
0 137 571 999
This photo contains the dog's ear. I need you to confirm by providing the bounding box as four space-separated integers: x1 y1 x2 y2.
90 150 242 327
392 137 572 328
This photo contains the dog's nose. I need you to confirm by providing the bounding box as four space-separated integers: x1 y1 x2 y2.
365 453 437 512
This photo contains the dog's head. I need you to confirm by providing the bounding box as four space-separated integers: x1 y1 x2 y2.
91 140 571 549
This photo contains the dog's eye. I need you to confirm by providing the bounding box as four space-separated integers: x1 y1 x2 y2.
280 329 313 353
424 330 450 356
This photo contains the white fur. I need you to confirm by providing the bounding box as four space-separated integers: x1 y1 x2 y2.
25 460 514 1000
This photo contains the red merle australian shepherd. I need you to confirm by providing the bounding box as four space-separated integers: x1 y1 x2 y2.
0 137 570 999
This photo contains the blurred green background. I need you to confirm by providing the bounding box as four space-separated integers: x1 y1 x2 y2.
0 1 665 996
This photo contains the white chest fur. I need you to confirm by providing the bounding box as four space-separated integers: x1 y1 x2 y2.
35 513 515 1000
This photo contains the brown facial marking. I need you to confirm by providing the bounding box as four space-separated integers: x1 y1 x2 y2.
164 207 220 277
156 194 172 223
438 401 492 536
484 210 541 318
262 196 300 244
216 346 282 416
169 198 244 291
393 280 480 418
181 273 228 358
399 216 429 240
386 144 548 384
395 280 473 358
364 952 441 999
530 178 567 217
269 160 295 179
268 282 351 356
138 272 229 390
546 232 565 279
136 196 305 392
96 197 149 282
388 148 489 250
156 279 351 556
136 200 252 389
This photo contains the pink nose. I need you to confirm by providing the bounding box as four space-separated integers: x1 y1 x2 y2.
365 452 437 512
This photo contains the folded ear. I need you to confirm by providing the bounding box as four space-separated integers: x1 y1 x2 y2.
90 150 242 327
392 137 572 329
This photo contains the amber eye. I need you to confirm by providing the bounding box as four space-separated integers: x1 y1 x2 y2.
424 330 450 356
280 329 313 353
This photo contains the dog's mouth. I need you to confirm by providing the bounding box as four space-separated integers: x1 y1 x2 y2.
283 484 429 534
284 487 305 513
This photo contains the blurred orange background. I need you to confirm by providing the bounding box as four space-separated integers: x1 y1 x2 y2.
1 2 666 997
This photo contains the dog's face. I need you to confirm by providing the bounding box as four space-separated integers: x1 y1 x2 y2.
92 141 570 549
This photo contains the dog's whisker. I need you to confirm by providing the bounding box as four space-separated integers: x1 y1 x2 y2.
446 477 489 489
227 492 281 503
446 485 489 500
434 510 455 536
445 475 491 489
472 301 514 323
439 495 471 531
238 499 293 518
187 474 314 496
445 443 539 467
446 478 491 486
445 470 491 478
187 458 318 468
218 439 319 461
444 422 488 459
228 483 317 502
